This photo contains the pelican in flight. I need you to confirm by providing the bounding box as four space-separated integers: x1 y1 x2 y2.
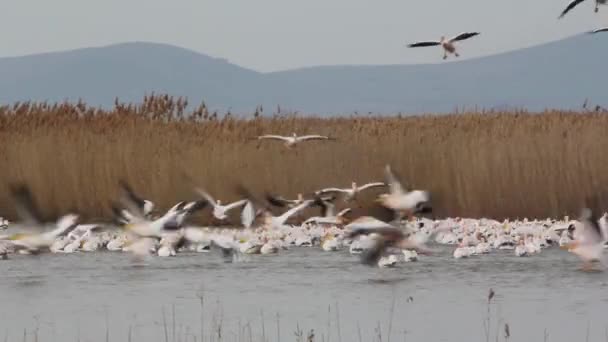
589 27 608 33
0 184 79 254
265 193 305 208
407 32 480 60
195 188 248 221
315 182 386 202
561 207 606 271
346 217 431 267
559 0 606 18
237 185 313 230
377 165 432 219
118 180 155 218
256 133 335 148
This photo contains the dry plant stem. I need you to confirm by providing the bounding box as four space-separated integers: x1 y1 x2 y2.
1 96 607 222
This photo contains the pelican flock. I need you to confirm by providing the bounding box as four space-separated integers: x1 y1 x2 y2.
0 160 604 271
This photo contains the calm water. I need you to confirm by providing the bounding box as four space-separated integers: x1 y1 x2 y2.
1 246 607 342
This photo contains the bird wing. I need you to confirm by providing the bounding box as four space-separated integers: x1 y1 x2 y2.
258 135 289 142
183 200 208 215
358 182 386 191
276 200 313 225
316 188 349 195
194 188 217 207
312 195 336 217
224 199 248 212
265 194 291 208
590 27 608 33
9 184 45 226
384 165 408 195
297 135 331 141
337 208 352 217
449 32 480 42
578 208 603 245
241 200 257 228
118 180 148 211
407 41 441 48
559 0 587 18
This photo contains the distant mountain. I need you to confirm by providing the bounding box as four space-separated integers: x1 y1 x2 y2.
0 35 605 114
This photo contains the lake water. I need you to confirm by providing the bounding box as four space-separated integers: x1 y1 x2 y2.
1 246 607 342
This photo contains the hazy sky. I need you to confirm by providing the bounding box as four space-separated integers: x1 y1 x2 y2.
1 0 606 72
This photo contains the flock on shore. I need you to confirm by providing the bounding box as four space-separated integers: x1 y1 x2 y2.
0 134 605 270
2 0 608 269
405 0 607 60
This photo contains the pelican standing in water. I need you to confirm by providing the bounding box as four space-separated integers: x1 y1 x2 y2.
559 0 607 18
256 133 335 149
407 32 480 60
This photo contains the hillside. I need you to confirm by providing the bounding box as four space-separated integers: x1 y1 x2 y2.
0 34 605 114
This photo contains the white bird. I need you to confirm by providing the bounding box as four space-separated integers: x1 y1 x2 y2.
562 207 606 270
256 133 334 149
407 32 480 60
559 0 606 18
316 182 386 202
345 217 431 267
195 188 248 220
1 184 79 254
237 185 314 230
589 27 608 33
377 165 432 219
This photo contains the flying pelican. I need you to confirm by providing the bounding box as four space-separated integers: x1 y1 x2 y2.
256 133 335 149
265 193 305 208
118 180 155 218
561 207 606 270
315 182 386 202
377 165 432 219
345 217 431 267
195 188 248 220
589 27 608 33
1 184 79 254
236 185 313 230
559 0 606 18
407 32 480 60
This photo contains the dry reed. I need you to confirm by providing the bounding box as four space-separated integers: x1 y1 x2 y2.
0 94 607 221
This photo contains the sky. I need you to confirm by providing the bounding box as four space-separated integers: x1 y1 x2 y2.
0 0 606 72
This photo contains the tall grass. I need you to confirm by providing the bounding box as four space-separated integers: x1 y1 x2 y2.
0 94 607 220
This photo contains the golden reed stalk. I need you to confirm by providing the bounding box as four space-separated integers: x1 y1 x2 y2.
0 94 606 221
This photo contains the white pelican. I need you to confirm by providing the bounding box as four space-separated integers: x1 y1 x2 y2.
0 217 9 230
256 133 335 149
377 165 432 219
1 184 79 254
514 239 529 257
407 32 480 60
195 188 247 220
589 27 608 33
378 254 399 268
118 180 155 218
345 216 431 267
562 207 606 270
237 185 313 230
559 0 606 18
315 182 386 202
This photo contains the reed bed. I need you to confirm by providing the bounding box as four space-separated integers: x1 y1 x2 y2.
0 94 607 221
